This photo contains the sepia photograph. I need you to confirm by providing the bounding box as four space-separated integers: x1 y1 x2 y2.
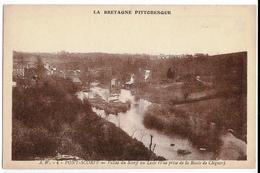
3 5 256 168
12 51 247 161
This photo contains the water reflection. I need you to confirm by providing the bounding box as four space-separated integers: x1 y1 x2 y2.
77 86 214 160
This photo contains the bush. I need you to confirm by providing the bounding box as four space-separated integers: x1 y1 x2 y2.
12 76 86 159
13 76 84 129
12 120 58 160
143 104 222 151
12 75 162 160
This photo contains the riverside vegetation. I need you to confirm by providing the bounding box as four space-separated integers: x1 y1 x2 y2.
12 76 163 160
13 51 247 160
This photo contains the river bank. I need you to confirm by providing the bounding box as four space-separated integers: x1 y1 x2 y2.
79 81 247 160
12 77 164 161
137 82 247 159
78 84 216 160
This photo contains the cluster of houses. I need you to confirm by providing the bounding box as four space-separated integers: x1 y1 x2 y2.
13 59 152 92
112 69 151 91
13 61 83 88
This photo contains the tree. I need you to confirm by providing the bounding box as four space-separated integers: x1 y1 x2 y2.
167 66 175 80
36 57 46 79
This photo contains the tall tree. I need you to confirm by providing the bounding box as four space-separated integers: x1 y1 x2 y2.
36 57 45 79
167 66 175 80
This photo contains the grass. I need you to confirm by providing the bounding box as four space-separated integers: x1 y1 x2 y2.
143 93 246 152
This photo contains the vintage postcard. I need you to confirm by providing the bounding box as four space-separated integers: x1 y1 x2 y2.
3 5 256 168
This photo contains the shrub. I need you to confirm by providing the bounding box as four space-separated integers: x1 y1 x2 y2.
13 76 84 129
143 104 222 151
12 121 58 160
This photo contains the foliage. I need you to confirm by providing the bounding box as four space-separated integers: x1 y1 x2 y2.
12 76 82 130
144 103 223 151
14 51 247 89
12 120 58 160
167 67 175 79
12 75 162 160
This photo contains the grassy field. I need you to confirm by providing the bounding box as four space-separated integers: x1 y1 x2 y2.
141 80 246 154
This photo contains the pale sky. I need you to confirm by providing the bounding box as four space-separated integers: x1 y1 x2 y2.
4 5 256 55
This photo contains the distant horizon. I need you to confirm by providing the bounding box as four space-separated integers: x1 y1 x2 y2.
13 50 247 57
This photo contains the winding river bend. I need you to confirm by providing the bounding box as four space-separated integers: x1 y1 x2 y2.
76 84 214 160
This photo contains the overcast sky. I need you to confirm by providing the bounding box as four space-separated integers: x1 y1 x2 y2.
4 5 256 55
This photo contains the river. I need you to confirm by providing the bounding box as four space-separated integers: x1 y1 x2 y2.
76 84 214 160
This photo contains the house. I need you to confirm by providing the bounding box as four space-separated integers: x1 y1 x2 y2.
111 78 116 87
125 74 135 89
126 74 135 85
71 77 82 86
144 70 151 82
66 70 81 79
12 81 17 87
110 78 121 94
111 78 121 88
195 76 213 87
56 70 66 79
12 66 39 88
13 63 25 77
44 63 57 75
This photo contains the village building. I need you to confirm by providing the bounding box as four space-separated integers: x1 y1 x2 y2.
110 78 121 94
12 81 17 87
144 69 151 82
44 63 57 76
66 70 81 78
13 60 37 77
55 70 66 79
13 63 25 77
71 77 82 86
64 69 83 88
125 74 135 89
